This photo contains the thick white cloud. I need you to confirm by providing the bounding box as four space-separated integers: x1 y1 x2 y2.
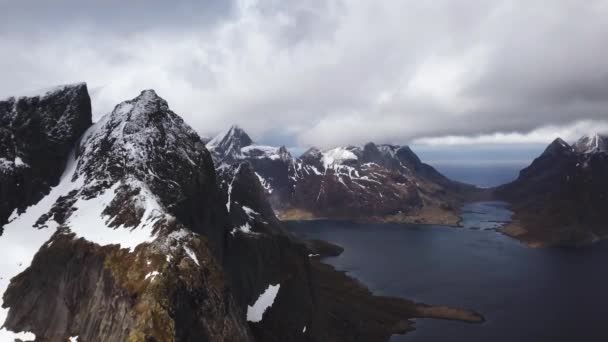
1 0 607 147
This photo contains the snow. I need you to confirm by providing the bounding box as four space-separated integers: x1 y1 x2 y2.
255 172 273 194
321 147 358 169
70 336 79 342
1 82 85 101
574 133 608 154
207 125 251 160
230 222 253 236
242 206 259 220
241 145 282 160
308 166 322 175
0 157 28 173
206 127 232 148
0 158 14 173
145 271 160 281
183 246 200 266
247 283 281 322
226 165 242 212
0 149 82 338
0 329 36 341
14 156 26 167
66 180 159 252
377 144 399 157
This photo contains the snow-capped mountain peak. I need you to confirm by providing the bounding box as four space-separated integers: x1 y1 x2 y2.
23 88 225 256
76 89 208 188
573 133 608 154
207 125 253 160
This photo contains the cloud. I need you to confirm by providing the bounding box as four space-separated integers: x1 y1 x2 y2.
413 120 608 146
1 0 607 147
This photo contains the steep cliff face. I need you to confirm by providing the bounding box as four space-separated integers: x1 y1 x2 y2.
0 83 92 232
1 89 250 341
497 135 608 246
209 127 474 224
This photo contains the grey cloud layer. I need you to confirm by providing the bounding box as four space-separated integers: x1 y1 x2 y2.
1 0 607 147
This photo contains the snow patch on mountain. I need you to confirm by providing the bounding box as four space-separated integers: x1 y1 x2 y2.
255 172 273 194
242 145 282 160
321 147 358 169
230 222 253 236
66 179 159 252
207 125 253 162
574 133 608 154
183 246 200 266
247 283 281 322
0 149 81 336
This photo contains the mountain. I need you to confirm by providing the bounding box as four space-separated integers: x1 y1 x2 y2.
497 134 608 246
0 86 482 341
208 126 476 225
0 83 92 233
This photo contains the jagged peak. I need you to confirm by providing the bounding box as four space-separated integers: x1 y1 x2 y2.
300 147 321 158
207 125 253 152
541 137 572 157
2 82 88 102
573 133 608 154
76 90 205 188
277 146 293 159
111 89 169 120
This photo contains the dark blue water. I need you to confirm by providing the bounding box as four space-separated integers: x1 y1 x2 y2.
431 163 525 188
286 202 608 342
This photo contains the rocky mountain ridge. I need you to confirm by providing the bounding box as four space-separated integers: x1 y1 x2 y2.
497 133 608 246
0 83 92 233
208 125 476 224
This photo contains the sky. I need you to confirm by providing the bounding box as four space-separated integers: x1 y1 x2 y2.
1 0 607 157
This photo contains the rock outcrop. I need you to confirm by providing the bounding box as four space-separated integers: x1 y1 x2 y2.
0 83 92 233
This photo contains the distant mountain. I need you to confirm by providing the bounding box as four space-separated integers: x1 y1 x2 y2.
209 126 476 224
0 86 482 341
497 134 608 246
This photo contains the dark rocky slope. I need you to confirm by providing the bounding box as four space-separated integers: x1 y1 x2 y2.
0 84 92 233
208 126 476 225
496 134 608 247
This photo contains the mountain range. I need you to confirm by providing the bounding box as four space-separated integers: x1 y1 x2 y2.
0 84 482 341
206 124 608 248
207 126 478 225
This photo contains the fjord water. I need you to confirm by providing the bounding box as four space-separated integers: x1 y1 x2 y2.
286 203 608 341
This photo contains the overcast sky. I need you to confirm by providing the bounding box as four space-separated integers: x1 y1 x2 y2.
1 0 607 150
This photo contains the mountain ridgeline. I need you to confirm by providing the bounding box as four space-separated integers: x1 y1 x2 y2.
0 84 482 341
497 134 608 247
0 84 92 233
207 126 477 225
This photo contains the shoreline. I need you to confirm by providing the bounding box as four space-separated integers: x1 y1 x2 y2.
304 238 484 340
